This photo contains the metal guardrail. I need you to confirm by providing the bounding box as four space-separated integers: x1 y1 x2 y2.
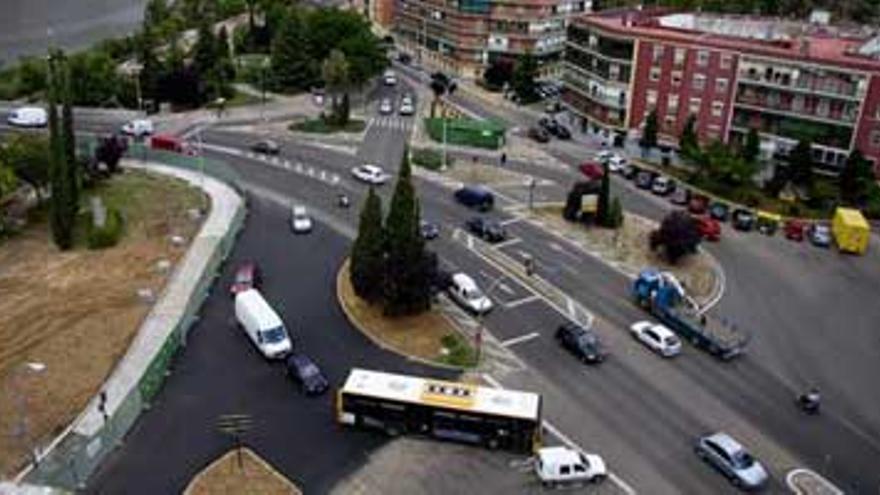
22 145 246 490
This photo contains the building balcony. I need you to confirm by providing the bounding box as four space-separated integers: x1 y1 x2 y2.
562 77 627 110
562 89 626 128
737 71 865 101
562 60 630 88
734 95 858 125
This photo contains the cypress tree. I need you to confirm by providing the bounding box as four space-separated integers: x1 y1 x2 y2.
47 49 74 250
640 109 658 150
742 127 761 164
60 54 79 222
351 187 385 303
383 149 432 315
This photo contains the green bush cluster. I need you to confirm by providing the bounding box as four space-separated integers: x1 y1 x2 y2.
86 207 124 249
410 148 452 170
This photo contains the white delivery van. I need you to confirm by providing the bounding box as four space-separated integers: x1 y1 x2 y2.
234 289 292 359
7 107 48 128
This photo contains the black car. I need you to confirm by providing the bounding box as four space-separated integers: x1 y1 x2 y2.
539 117 571 140
454 185 494 211
635 170 655 189
528 126 550 143
708 202 730 222
466 217 507 243
731 208 756 231
420 220 440 240
285 353 329 396
251 139 280 155
556 322 606 364
622 164 640 180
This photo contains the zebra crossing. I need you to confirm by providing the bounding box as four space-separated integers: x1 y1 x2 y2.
367 116 411 132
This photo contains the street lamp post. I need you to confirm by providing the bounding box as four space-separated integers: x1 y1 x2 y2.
441 106 448 171
260 57 269 123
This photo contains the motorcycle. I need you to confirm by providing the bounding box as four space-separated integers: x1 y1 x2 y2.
796 389 821 415
338 194 351 208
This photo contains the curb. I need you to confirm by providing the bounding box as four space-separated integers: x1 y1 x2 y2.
182 448 302 495
785 468 843 495
334 259 466 372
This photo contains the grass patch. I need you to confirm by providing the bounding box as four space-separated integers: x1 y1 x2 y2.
411 148 453 170
290 118 366 134
212 89 266 109
439 333 478 368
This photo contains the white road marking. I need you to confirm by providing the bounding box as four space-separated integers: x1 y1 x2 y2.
504 295 540 309
497 282 515 295
481 374 636 495
500 217 522 227
697 252 726 314
500 332 540 347
494 237 522 249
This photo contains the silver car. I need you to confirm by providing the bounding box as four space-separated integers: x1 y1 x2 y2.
695 432 768 490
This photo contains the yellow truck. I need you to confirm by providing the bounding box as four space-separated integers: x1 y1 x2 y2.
831 207 870 255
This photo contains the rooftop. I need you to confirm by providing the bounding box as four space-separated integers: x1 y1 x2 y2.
577 9 880 71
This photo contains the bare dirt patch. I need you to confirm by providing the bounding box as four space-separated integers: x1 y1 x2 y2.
0 170 204 476
184 448 301 495
443 161 535 187
526 205 718 301
337 260 472 367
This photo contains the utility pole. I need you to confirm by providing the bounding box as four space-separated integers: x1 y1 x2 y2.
10 362 47 469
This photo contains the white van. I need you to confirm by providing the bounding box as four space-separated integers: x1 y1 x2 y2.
448 273 493 314
121 118 154 137
535 446 606 486
234 289 292 359
7 107 48 128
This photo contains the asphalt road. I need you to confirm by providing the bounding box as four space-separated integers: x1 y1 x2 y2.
0 0 144 64
87 190 449 494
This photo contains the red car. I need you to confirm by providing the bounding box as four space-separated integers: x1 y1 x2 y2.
688 194 709 215
694 215 721 241
784 219 805 242
230 261 262 296
150 134 195 155
578 161 605 181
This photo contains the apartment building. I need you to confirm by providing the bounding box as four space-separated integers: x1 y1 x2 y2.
393 0 590 79
561 9 880 172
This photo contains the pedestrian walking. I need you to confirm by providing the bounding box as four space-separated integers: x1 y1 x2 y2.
500 152 507 166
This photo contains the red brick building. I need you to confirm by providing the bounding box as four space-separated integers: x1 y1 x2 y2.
562 9 880 172
394 0 590 79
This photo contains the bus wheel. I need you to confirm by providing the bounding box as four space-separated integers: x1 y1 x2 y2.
487 438 500 450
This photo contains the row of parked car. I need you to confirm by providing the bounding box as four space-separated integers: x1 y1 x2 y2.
529 116 572 143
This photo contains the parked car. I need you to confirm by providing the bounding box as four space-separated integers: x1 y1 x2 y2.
121 118 154 137
622 164 640 180
290 205 313 233
688 194 709 215
448 273 493 314
695 432 768 490
229 261 262 296
454 185 494 211
466 217 507 243
420 220 440 240
538 117 571 140
708 202 730 222
651 176 675 196
379 97 393 115
6 106 47 128
251 139 280 155
670 187 690 206
285 353 329 396
596 150 614 164
635 171 654 190
607 154 627 173
630 321 681 357
555 322 606 364
399 95 415 116
234 289 292 359
808 223 832 248
579 161 605 181
150 134 194 155
756 211 781 236
528 126 550 143
784 219 805 242
383 69 397 86
732 208 756 231
535 446 607 487
694 215 721 242
351 164 390 185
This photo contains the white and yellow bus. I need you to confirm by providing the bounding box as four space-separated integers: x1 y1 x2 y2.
336 368 542 454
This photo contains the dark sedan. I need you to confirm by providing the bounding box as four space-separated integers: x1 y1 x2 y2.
285 353 329 396
528 126 551 143
732 208 756 231
708 202 730 222
555 322 606 364
251 139 280 155
420 220 441 240
466 217 507 243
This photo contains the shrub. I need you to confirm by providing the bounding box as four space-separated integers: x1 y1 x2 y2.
411 148 451 170
607 196 624 229
650 211 701 264
86 207 124 249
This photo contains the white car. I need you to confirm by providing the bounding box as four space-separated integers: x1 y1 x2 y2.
608 154 627 173
596 150 614 163
630 321 681 357
7 107 47 128
399 96 414 116
351 164 390 185
379 98 393 115
448 273 493 314
290 205 313 233
121 118 154 137
383 70 397 86
535 446 607 486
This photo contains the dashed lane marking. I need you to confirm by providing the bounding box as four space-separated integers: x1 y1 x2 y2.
500 332 540 347
503 295 541 310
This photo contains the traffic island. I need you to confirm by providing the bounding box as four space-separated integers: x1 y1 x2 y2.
523 204 720 302
184 448 301 495
337 259 477 369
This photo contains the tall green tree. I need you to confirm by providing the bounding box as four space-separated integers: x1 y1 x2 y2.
383 150 432 315
270 10 313 92
788 139 814 187
839 149 876 205
47 50 75 250
512 53 539 104
640 109 658 150
60 58 78 218
350 187 386 303
68 50 120 106
742 127 761 164
679 114 699 160
322 49 351 125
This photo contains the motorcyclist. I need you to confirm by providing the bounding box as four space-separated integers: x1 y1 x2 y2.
338 193 350 207
798 387 821 412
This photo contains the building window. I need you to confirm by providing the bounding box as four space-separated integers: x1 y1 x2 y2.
712 101 724 118
697 50 709 67
672 71 683 88
871 130 880 148
664 115 676 130
674 48 686 66
647 89 658 108
610 64 620 80
693 74 706 91
652 44 664 64
720 54 733 70
689 97 701 116
715 78 728 94
589 35 598 48
650 67 661 82
668 94 680 113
